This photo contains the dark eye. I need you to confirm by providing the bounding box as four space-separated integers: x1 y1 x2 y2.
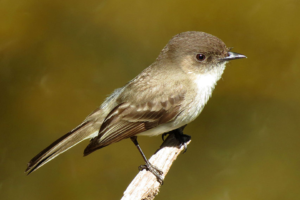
196 54 206 61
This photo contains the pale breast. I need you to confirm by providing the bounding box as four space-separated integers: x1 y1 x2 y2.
177 63 227 125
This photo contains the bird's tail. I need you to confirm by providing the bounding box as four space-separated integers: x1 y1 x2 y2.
25 120 97 175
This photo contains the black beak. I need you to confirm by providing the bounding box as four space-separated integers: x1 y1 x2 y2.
219 52 247 61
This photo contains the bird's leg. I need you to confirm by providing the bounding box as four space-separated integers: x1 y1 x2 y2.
162 125 191 153
130 136 164 185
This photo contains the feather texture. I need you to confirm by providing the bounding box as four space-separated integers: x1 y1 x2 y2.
25 119 99 174
84 92 185 156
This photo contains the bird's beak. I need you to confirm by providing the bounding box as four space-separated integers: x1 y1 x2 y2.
219 52 247 61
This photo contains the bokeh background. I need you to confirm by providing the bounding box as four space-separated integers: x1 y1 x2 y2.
1 0 300 199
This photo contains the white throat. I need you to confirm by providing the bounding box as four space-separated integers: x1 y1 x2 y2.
195 63 226 100
186 62 227 123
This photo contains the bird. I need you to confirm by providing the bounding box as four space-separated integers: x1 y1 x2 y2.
25 31 246 184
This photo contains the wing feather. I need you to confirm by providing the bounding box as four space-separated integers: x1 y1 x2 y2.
84 92 185 156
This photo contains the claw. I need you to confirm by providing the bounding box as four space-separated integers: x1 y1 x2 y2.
138 163 164 185
172 126 191 152
179 142 188 153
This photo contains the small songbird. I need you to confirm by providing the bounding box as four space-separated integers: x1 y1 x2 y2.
25 31 246 183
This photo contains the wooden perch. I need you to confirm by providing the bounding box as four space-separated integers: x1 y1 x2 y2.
121 133 191 200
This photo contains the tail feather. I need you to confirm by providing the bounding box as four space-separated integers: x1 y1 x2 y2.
25 121 97 175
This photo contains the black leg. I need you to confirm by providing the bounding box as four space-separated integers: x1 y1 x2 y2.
130 136 164 185
162 125 191 153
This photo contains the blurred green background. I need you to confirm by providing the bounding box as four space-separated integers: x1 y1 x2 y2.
1 0 300 199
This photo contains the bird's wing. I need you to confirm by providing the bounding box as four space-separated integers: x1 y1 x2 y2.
83 91 186 156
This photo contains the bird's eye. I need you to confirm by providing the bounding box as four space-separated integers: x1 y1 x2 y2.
196 54 206 61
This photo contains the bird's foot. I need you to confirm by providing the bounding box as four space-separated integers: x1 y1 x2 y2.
139 162 164 185
162 127 191 153
175 133 191 153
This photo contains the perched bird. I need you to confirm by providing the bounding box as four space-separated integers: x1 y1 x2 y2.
25 31 246 183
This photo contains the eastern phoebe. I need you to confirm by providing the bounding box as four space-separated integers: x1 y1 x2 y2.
25 31 246 183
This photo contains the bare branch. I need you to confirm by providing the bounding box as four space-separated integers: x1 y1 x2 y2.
121 134 191 200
